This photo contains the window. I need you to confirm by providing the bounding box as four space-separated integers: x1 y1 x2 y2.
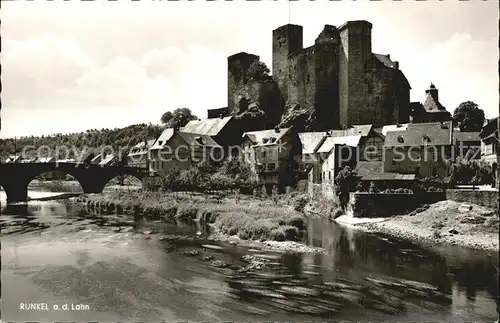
262 151 267 158
432 168 438 177
328 171 331 180
268 163 276 171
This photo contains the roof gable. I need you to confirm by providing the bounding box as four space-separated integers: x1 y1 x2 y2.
316 135 362 154
150 128 175 150
298 132 327 154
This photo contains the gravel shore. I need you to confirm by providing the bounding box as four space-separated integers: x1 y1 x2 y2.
346 200 499 252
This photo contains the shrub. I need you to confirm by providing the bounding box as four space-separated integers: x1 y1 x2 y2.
163 206 178 222
175 207 199 223
334 166 358 207
368 181 379 194
292 195 309 212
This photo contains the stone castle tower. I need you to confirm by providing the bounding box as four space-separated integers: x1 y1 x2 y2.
226 20 412 130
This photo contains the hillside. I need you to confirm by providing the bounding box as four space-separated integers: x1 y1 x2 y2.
0 123 164 160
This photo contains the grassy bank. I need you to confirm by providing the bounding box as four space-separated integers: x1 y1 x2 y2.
73 190 308 242
351 200 499 251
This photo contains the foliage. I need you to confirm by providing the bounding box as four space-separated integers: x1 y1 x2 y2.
158 159 258 193
160 107 198 128
368 181 379 194
453 101 486 132
245 61 272 83
334 166 358 207
334 166 357 196
0 123 163 161
234 103 268 130
448 157 494 186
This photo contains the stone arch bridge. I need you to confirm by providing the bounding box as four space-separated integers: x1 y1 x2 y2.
0 163 150 203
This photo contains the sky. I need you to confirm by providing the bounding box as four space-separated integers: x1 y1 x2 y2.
0 0 498 138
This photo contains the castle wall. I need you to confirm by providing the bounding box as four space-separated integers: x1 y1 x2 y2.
272 25 303 107
232 81 283 126
339 21 373 127
314 25 340 130
288 51 305 108
228 21 411 132
303 47 316 111
227 53 260 113
363 66 399 127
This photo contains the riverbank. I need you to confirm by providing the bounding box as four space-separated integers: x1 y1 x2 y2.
69 190 325 254
339 200 499 252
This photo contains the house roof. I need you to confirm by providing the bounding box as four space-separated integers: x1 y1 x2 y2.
329 124 373 137
362 173 416 181
98 154 116 165
479 117 498 138
129 139 156 156
316 135 362 154
380 123 409 136
242 128 292 146
373 54 396 69
423 92 448 114
298 132 327 154
384 121 453 147
91 153 102 163
38 157 55 163
354 161 384 177
453 131 481 143
149 128 175 150
181 116 233 137
177 132 221 147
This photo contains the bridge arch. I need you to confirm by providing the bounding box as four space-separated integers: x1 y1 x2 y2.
0 163 149 203
28 171 84 193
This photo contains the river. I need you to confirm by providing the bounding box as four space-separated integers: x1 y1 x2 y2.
1 189 499 322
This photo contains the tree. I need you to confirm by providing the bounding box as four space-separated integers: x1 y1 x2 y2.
334 166 358 207
453 101 485 132
246 61 272 82
160 108 198 128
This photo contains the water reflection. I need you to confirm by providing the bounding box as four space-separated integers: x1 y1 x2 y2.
1 195 499 321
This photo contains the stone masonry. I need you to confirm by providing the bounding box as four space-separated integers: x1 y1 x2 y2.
226 20 412 131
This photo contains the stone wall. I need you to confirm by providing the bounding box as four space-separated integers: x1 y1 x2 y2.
272 24 303 104
227 53 260 112
446 189 499 209
231 81 283 127
308 183 335 200
348 192 446 218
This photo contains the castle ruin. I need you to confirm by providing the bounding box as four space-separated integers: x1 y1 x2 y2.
224 20 412 131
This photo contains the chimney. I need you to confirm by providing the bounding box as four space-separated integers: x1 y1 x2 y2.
274 126 280 133
393 61 399 70
386 54 390 59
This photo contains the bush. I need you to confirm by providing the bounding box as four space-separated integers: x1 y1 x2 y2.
368 181 378 194
175 207 199 223
292 195 309 212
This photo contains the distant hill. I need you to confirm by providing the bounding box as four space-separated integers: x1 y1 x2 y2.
0 123 164 160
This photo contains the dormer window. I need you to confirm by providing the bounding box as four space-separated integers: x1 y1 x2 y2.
423 134 430 143
397 135 404 143
269 137 276 143
195 136 205 145
263 138 269 144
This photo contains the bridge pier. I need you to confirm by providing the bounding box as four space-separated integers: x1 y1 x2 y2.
2 183 29 204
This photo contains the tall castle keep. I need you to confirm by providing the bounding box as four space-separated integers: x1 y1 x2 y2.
225 20 412 130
